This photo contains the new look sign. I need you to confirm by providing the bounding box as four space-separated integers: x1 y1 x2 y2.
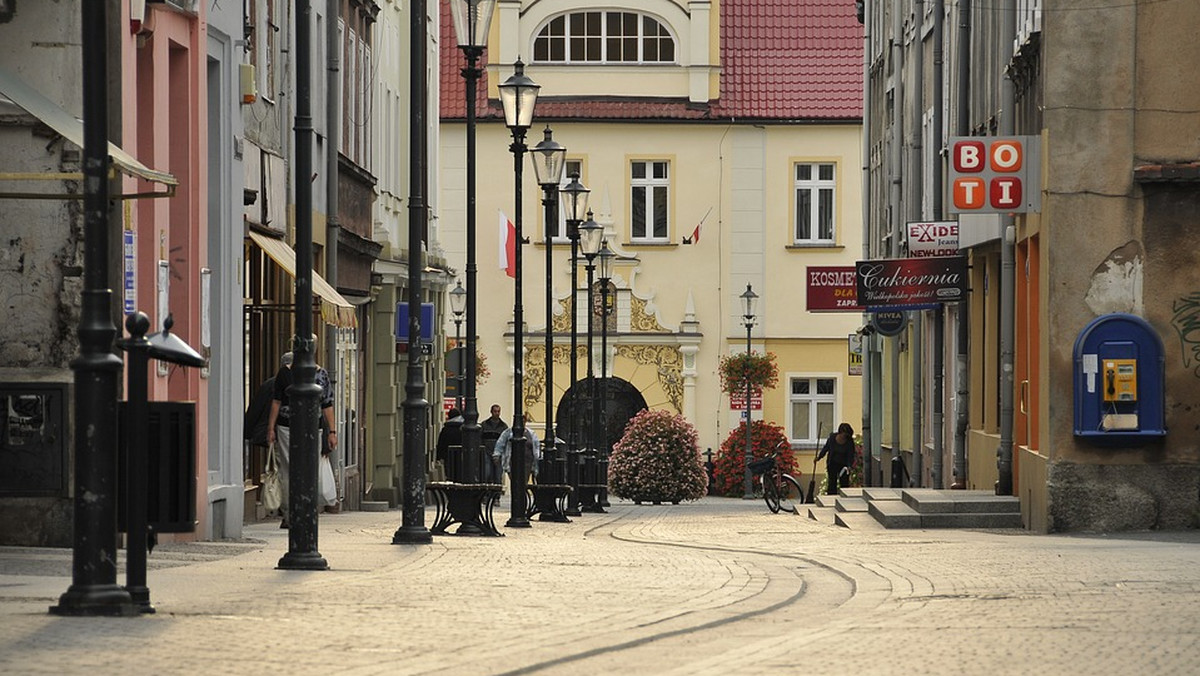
855 256 968 308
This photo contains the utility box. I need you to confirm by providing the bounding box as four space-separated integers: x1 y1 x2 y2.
118 401 197 533
0 382 69 497
1073 313 1166 446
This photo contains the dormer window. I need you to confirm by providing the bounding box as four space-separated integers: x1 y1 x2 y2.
533 11 676 64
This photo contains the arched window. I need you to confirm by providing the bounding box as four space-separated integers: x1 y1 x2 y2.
533 11 675 64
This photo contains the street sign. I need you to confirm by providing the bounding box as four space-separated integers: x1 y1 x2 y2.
807 265 864 312
848 334 863 375
948 136 1041 213
730 389 762 411
855 256 968 307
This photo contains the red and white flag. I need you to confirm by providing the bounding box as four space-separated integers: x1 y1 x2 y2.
499 211 516 278
688 206 712 245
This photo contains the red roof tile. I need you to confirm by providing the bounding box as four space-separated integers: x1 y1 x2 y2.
439 0 863 123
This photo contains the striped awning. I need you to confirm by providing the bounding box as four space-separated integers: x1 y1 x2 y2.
248 230 358 328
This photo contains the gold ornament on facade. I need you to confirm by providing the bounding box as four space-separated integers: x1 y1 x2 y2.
615 344 683 412
629 296 667 333
552 298 573 333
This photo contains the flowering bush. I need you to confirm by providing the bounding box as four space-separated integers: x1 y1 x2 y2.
718 351 779 395
609 409 708 504
713 420 794 496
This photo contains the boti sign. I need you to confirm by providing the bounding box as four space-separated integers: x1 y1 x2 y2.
948 136 1041 214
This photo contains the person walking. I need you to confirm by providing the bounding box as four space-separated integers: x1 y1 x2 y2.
816 422 856 496
493 413 540 488
480 403 508 483
265 349 338 527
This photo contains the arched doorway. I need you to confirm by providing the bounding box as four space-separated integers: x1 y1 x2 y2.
556 377 647 452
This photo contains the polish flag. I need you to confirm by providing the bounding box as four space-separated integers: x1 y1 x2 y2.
499 211 516 278
690 222 701 245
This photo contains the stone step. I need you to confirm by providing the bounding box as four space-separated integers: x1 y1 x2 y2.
862 487 903 501
360 501 391 512
901 489 1021 514
806 505 835 524
869 496 1024 529
834 510 886 531
834 496 868 513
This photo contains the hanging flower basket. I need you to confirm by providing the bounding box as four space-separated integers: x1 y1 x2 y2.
718 351 779 395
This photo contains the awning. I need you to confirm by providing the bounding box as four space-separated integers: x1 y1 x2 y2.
249 230 358 328
0 67 177 200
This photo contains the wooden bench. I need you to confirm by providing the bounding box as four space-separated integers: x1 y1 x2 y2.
426 481 504 537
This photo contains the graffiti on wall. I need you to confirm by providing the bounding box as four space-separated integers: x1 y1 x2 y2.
1171 293 1200 377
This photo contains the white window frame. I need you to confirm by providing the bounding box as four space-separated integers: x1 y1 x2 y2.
787 374 840 446
630 160 670 242
794 162 837 245
532 11 677 65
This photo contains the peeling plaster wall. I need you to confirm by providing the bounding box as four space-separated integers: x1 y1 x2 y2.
0 125 83 369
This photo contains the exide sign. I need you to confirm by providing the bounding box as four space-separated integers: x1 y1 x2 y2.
906 221 959 258
949 136 1041 214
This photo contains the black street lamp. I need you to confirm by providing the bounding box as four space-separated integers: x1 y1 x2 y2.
596 241 615 508
498 59 539 528
394 0 433 545
449 281 467 411
560 174 590 516
531 126 567 481
51 0 136 617
578 214 602 511
280 0 331 566
740 284 758 499
448 0 497 485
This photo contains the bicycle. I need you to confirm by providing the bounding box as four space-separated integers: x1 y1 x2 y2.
748 442 805 514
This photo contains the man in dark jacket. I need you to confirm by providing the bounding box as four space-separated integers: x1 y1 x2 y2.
436 407 465 479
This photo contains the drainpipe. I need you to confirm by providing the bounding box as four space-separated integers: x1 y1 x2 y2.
931 0 946 487
325 0 342 498
951 0 972 489
996 0 1016 496
911 0 925 487
860 0 873 487
889 0 904 482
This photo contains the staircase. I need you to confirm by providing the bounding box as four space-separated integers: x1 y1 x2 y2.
807 487 1023 530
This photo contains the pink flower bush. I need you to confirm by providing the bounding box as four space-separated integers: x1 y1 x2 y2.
609 409 708 504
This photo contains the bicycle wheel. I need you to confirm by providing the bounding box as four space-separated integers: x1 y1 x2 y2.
779 474 805 512
761 470 782 513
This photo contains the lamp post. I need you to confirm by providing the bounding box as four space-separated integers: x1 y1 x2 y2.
499 60 539 528
578 214 602 511
277 0 331 566
393 0 433 545
596 242 615 509
448 0 497 486
741 284 758 499
561 175 590 516
449 281 466 411
531 126 567 481
50 0 135 616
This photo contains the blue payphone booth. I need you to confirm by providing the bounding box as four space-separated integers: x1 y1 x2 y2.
1073 313 1166 445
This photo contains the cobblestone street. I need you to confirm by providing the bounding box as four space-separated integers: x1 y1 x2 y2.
2 497 1199 675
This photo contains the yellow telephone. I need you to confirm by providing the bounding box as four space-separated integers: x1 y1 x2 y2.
1103 359 1138 402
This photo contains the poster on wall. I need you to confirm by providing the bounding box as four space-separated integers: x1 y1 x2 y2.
848 334 863 376
854 256 968 308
